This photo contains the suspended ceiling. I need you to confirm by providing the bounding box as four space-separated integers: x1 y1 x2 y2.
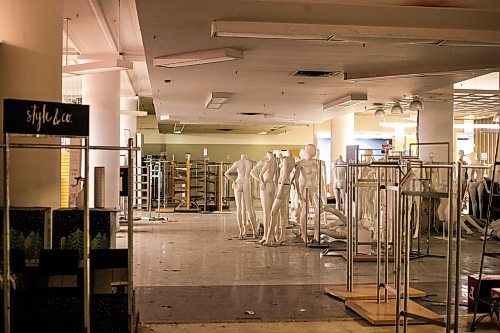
63 0 500 134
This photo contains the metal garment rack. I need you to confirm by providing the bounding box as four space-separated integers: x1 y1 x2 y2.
346 161 401 293
470 125 500 331
408 142 451 259
2 138 138 333
398 162 459 333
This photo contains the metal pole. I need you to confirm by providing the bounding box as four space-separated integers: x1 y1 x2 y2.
446 167 453 333
384 167 389 302
127 138 135 332
3 134 11 333
304 187 309 246
395 187 402 333
454 163 462 333
403 194 410 332
317 161 322 244
346 165 352 291
376 167 381 303
83 137 90 333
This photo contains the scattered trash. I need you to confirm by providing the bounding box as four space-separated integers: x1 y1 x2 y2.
245 310 255 315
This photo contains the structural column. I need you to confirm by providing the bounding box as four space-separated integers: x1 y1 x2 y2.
330 114 354 186
82 72 121 208
418 99 454 162
120 97 139 164
0 0 63 208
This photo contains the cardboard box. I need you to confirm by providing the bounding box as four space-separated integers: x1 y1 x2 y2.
468 274 500 312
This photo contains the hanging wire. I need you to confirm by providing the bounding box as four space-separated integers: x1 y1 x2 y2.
64 18 70 67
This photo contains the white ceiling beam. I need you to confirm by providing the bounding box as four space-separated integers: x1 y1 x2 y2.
212 20 500 44
344 63 500 81
87 0 119 54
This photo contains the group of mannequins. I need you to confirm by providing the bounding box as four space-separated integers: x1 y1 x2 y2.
225 144 334 245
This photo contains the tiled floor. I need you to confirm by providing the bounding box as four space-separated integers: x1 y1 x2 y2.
116 210 499 332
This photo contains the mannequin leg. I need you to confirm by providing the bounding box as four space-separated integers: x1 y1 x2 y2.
339 188 346 212
309 190 319 242
469 182 479 218
477 182 485 220
259 185 275 244
266 198 283 245
243 184 257 237
334 188 341 210
299 198 307 242
234 190 246 238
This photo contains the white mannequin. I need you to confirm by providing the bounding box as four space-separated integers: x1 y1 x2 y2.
290 149 305 224
225 154 258 238
251 152 277 244
359 149 376 227
293 144 319 243
315 148 327 208
333 155 346 211
266 150 295 245
468 152 485 218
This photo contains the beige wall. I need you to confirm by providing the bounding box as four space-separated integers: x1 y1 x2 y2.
0 0 63 208
142 144 303 162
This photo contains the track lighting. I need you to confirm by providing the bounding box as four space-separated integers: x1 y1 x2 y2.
409 96 424 111
391 101 404 115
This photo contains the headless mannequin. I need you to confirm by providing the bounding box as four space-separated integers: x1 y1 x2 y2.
360 149 376 227
267 150 295 245
293 144 319 243
333 155 347 211
251 152 277 244
225 154 258 238
468 152 485 219
290 149 306 224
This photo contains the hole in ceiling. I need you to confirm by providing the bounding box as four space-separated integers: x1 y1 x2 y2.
217 128 234 132
292 70 341 78
237 112 263 116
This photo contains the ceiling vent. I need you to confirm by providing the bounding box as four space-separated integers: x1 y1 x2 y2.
237 112 263 116
292 70 340 78
217 128 234 132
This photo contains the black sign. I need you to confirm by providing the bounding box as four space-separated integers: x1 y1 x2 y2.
3 99 89 136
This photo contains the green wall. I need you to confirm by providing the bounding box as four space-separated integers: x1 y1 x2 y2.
142 144 303 162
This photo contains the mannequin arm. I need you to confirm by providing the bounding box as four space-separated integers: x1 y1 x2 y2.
224 162 238 182
250 160 263 183
292 162 303 199
259 160 270 183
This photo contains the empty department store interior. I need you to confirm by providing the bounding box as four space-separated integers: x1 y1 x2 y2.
1 0 500 332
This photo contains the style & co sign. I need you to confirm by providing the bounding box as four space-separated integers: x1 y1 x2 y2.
3 99 89 137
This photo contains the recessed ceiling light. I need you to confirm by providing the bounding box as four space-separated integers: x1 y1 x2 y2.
205 92 231 109
258 131 268 135
323 94 367 110
164 79 172 84
153 48 243 68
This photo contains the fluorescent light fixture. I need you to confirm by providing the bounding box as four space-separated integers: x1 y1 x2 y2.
454 123 499 129
63 59 133 76
153 48 243 68
159 115 170 121
323 94 367 110
120 110 148 117
316 131 331 139
258 131 268 135
173 124 185 134
205 92 231 109
379 122 417 128
212 21 333 41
